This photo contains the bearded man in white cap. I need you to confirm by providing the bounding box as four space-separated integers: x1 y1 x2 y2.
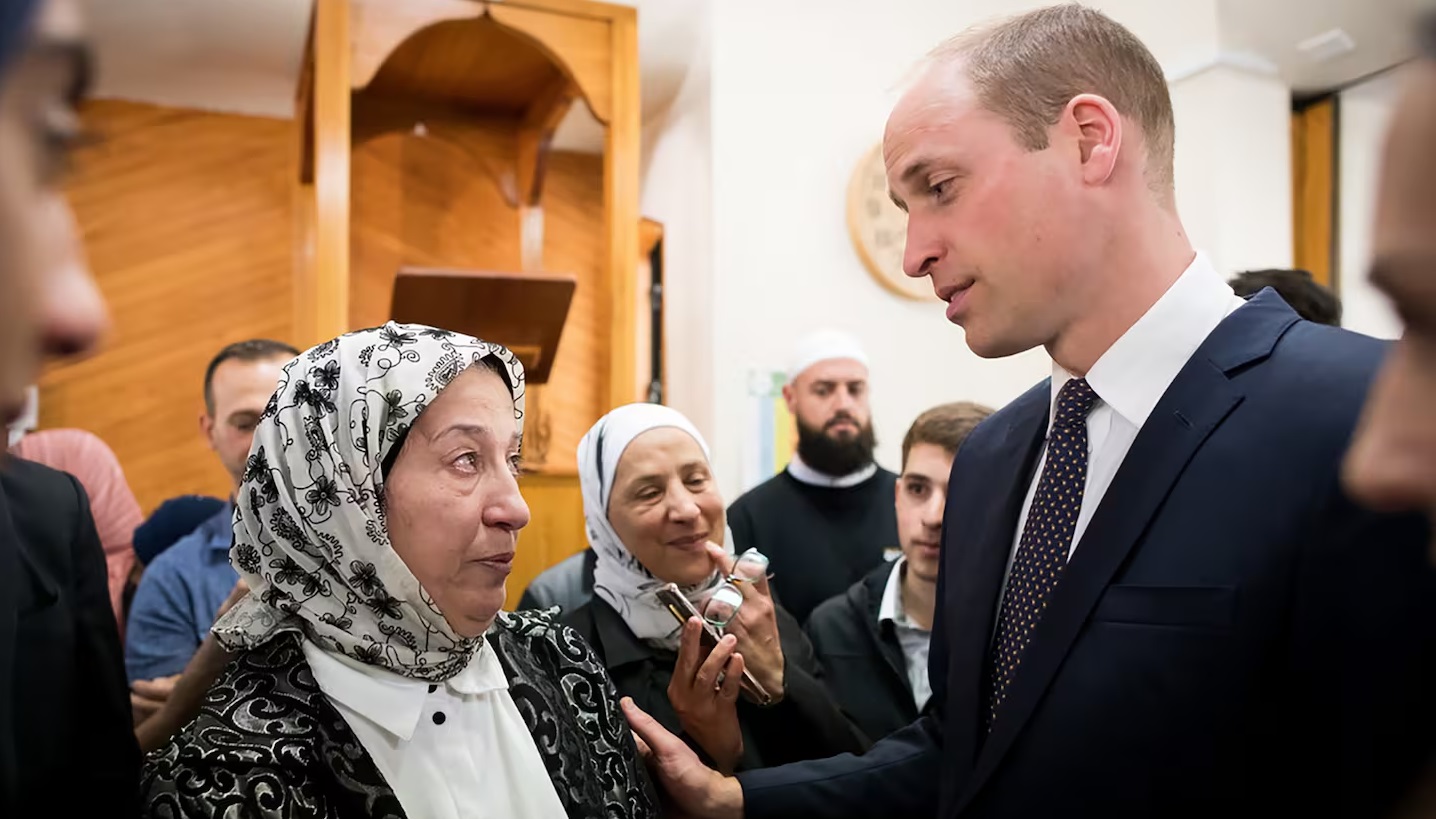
727 329 899 624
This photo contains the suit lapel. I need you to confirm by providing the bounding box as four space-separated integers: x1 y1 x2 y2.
954 293 1297 814
942 386 1049 786
0 479 19 807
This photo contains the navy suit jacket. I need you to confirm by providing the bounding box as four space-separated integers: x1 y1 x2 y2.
0 457 139 815
738 291 1436 818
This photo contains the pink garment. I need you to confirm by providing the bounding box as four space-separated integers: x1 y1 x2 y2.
11 428 143 633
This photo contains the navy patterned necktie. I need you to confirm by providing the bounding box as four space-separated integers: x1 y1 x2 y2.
986 377 1100 727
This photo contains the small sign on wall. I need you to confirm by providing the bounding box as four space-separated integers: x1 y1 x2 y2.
741 370 794 492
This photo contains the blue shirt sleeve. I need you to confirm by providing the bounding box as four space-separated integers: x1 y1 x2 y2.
124 552 204 683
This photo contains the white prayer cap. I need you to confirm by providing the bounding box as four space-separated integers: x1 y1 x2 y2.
786 329 869 384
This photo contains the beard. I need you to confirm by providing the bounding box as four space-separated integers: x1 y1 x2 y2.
795 412 876 477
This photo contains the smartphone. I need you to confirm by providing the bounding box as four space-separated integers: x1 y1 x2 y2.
655 583 773 706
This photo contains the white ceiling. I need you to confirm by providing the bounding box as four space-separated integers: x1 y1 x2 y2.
86 0 705 152
1216 0 1425 94
85 0 1422 147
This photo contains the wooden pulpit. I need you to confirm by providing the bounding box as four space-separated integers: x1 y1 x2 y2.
291 0 644 602
390 268 576 384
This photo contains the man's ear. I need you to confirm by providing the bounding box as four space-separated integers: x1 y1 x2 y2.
1066 93 1122 186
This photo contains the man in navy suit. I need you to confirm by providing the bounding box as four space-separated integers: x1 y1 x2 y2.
624 6 1436 818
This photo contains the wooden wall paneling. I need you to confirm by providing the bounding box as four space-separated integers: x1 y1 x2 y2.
349 123 522 329
1292 96 1338 288
51 100 295 512
349 130 607 473
509 472 586 610
604 5 642 410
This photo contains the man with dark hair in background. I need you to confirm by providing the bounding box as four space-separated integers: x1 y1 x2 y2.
806 401 993 741
1229 268 1342 326
125 339 297 713
727 329 900 624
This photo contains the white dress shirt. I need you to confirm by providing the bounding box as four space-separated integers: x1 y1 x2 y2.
302 638 566 819
1008 253 1247 568
877 557 933 711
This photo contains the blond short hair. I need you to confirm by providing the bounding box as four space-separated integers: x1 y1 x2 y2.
929 4 1175 197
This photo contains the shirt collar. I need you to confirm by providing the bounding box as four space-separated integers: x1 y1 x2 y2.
1051 252 1246 429
786 453 879 488
877 557 910 628
202 503 235 553
301 638 509 741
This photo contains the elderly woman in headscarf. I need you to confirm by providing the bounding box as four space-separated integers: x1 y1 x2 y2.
142 323 656 819
562 403 868 776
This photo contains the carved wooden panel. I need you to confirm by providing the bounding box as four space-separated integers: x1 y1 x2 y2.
350 128 606 473
46 100 295 512
507 471 587 609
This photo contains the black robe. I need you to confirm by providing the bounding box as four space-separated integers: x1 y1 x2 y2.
140 609 657 818
727 467 899 623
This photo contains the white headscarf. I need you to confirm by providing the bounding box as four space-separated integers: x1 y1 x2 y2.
579 403 734 650
212 322 525 683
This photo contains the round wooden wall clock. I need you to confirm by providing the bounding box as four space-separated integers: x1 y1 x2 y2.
845 143 930 301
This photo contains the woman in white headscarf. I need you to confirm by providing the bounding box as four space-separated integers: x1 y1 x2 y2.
141 323 656 819
562 403 868 775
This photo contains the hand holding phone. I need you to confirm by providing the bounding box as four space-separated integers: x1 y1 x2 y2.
656 583 773 706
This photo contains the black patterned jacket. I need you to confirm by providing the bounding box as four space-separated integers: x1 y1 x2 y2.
141 609 658 818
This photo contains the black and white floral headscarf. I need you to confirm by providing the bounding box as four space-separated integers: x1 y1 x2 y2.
212 321 525 682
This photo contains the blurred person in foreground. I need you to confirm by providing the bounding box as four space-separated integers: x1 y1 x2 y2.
1342 20 1436 815
0 0 139 813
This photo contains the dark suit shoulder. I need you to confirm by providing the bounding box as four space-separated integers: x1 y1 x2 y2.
1 456 85 544
807 561 888 642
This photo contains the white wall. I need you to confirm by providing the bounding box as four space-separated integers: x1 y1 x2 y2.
1338 69 1404 339
1169 62 1294 276
641 0 1313 502
641 3 717 440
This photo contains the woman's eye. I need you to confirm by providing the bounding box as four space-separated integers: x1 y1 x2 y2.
508 455 523 475
454 453 478 471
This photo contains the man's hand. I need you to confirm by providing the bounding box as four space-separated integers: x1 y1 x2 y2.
130 675 179 726
624 697 744 819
